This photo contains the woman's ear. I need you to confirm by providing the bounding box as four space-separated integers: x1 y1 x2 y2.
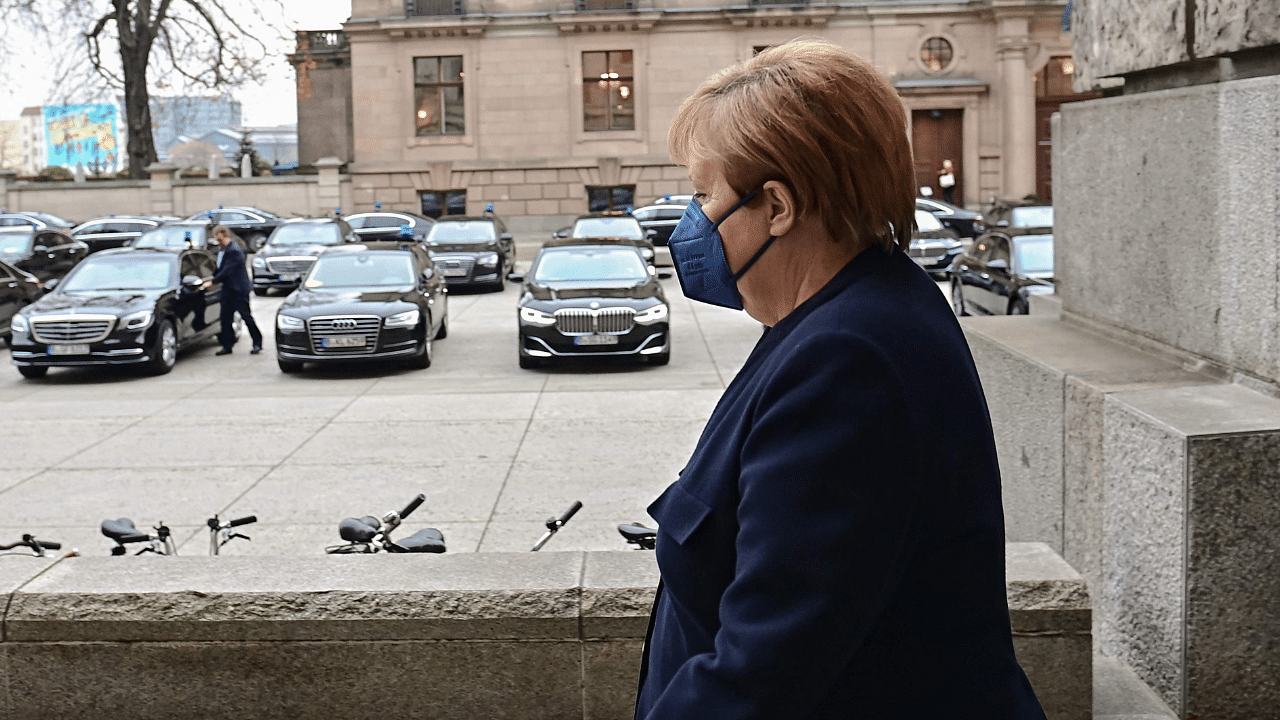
762 180 797 238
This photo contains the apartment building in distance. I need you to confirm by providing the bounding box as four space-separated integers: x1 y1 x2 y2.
293 0 1087 227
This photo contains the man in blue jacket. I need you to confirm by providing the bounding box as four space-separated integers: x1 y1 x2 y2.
206 225 263 355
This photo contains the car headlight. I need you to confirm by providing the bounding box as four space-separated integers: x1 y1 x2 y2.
519 306 556 326
634 303 668 324
277 313 305 331
476 252 499 268
252 256 266 268
11 313 27 333
384 308 420 328
122 310 154 330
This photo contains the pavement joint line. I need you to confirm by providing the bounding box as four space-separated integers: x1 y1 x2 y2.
0 468 47 498
687 300 729 390
475 373 549 552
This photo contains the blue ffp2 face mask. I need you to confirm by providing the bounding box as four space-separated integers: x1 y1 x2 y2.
667 189 777 310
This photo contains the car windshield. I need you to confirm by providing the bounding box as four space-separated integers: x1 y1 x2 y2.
534 247 648 283
271 224 342 246
571 217 645 240
1016 236 1054 274
1011 206 1054 228
0 231 34 254
305 253 416 288
427 221 496 243
60 257 175 292
914 210 944 232
135 227 203 248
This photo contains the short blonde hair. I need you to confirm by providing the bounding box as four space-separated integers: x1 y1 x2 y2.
669 41 915 254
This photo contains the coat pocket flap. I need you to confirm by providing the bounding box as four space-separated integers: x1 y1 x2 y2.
647 481 712 546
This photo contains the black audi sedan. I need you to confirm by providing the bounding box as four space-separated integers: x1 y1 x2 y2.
908 209 965 279
9 246 223 378
515 238 670 369
0 258 44 347
274 242 448 373
917 197 985 238
424 215 516 291
252 218 355 295
186 206 285 251
0 227 89 283
949 231 1054 316
344 209 436 244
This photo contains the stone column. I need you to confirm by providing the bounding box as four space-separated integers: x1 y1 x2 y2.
0 169 15 212
146 163 178 217
314 157 343 218
997 14 1036 201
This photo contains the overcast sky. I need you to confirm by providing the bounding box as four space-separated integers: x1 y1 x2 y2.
1 0 352 126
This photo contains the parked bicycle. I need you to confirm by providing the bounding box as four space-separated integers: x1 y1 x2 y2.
101 513 257 556
325 493 445 554
618 522 656 550
0 534 64 558
531 501 583 551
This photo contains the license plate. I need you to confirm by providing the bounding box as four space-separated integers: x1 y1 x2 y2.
574 334 618 346
279 273 299 281
440 267 468 277
49 344 90 355
322 336 365 348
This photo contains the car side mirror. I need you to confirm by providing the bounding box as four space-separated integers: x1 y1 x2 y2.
422 268 434 281
182 274 203 289
33 245 47 253
996 220 1009 228
552 229 569 238
658 269 674 280
506 271 525 283
501 233 513 241
646 229 657 239
43 277 59 291
987 259 1009 270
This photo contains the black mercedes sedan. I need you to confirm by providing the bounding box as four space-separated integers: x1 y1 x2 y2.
71 216 172 253
908 209 965 279
949 231 1054 316
515 238 670 369
0 227 89 283
133 222 217 250
274 242 448 373
252 218 355 295
9 246 223 378
0 258 43 347
917 197 985 238
186 206 285 251
424 215 516 291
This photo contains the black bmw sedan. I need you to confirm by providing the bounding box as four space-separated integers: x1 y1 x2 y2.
949 231 1054 316
274 242 448 373
252 218 355 295
0 227 89 283
9 247 223 378
908 209 965 279
0 258 43 347
515 238 670 369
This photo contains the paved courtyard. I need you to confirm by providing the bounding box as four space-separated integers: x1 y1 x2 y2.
0 275 767 557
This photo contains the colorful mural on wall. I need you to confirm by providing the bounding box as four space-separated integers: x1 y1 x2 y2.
43 104 118 170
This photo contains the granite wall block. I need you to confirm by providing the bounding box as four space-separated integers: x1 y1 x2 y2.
1070 0 1188 89
1195 0 1280 58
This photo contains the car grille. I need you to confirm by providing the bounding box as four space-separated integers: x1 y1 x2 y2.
554 308 635 335
30 315 116 344
267 257 315 275
435 255 475 281
307 316 381 354
909 245 948 260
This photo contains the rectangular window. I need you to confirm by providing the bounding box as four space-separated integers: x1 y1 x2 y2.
582 51 634 132
420 190 468 219
414 56 465 137
587 185 635 213
406 0 465 16
576 0 634 9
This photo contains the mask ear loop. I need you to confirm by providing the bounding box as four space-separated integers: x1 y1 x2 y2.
707 188 776 281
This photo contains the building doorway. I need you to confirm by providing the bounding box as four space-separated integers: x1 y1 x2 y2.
1035 57 1100 204
912 109 964 206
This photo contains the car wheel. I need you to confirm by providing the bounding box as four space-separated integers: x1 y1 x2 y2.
246 233 267 252
435 311 448 340
519 354 541 370
254 288 268 297
278 358 304 373
950 278 968 317
146 319 178 375
17 365 47 379
408 327 433 369
1009 297 1030 315
2 333 10 348
492 262 506 292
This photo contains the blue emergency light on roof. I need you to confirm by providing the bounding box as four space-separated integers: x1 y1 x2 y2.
218 204 224 209
335 207 341 216
375 201 382 210
664 194 671 201
399 223 413 237
486 203 494 213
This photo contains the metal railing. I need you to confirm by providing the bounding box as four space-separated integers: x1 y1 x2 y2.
295 30 348 53
406 0 466 16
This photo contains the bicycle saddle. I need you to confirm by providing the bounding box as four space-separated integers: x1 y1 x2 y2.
395 528 446 554
338 516 382 543
618 523 657 549
101 518 149 544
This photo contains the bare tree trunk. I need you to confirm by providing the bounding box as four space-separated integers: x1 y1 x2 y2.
122 51 157 178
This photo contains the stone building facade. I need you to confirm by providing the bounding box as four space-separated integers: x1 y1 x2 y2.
295 0 1079 228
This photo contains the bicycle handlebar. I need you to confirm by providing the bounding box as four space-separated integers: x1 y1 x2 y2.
556 501 583 528
227 515 257 528
399 494 426 520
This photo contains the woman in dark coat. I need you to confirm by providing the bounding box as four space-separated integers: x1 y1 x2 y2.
635 41 1046 720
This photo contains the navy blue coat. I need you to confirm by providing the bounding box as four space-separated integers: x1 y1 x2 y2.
636 248 1045 720
212 241 252 299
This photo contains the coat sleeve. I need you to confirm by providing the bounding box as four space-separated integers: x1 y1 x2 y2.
211 246 241 284
640 331 924 720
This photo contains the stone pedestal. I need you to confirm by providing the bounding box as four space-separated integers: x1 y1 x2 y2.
314 156 344 218
0 169 16 211
145 162 178 217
